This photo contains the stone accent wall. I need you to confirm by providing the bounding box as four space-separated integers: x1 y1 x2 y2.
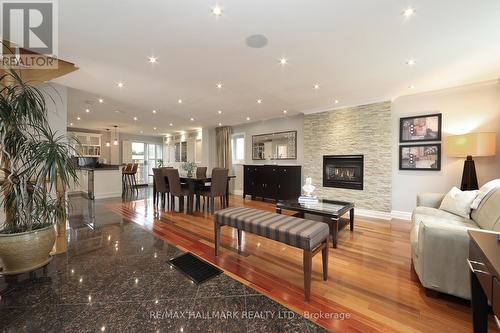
303 101 392 212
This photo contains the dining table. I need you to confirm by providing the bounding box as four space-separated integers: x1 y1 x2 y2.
151 174 236 215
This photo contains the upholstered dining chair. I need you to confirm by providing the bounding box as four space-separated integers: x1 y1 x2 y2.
165 168 190 212
197 168 228 214
152 167 170 209
196 166 207 178
194 166 208 210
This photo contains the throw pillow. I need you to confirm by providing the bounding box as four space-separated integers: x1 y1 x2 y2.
471 179 500 210
439 187 478 218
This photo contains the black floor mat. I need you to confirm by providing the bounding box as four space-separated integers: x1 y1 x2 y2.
169 253 222 284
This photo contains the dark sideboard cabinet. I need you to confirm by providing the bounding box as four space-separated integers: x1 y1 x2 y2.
243 165 301 201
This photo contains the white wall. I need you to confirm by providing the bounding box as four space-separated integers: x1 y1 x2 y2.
43 83 68 135
230 114 304 193
391 80 500 214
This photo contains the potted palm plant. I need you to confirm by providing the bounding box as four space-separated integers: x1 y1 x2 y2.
0 69 77 275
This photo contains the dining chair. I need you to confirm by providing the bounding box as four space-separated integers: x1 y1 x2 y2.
196 167 207 178
165 168 190 212
194 167 208 210
152 167 170 209
197 168 228 214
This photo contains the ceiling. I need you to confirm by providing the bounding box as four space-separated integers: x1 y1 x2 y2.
57 0 500 136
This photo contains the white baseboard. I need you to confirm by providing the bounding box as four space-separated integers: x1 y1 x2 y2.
95 192 122 199
355 208 392 221
391 210 412 221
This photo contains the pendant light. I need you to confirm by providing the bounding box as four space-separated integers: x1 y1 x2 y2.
105 129 110 147
113 125 119 146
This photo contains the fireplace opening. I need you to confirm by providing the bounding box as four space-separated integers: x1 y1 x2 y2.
323 155 364 190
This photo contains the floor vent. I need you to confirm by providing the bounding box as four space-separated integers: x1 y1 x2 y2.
169 253 222 284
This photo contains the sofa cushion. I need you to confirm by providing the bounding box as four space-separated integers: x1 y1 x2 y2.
413 206 471 222
439 187 478 218
471 187 500 231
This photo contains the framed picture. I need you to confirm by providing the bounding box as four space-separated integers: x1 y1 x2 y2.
400 113 442 142
399 144 441 171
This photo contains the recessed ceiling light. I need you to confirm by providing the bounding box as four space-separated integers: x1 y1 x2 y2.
406 59 416 66
133 116 138 121
217 110 222 114
279 57 288 65
153 127 157 131
218 122 222 126
283 110 288 114
313 84 320 89
77 116 81 120
69 122 73 126
140 130 143 134
152 110 157 114
178 99 183 104
334 99 339 104
190 117 194 121
98 98 104 103
246 116 251 121
216 83 222 89
212 5 223 16
117 82 124 88
85 108 90 113
402 7 415 17
169 123 173 126
257 99 262 104
408 84 415 89
148 56 158 64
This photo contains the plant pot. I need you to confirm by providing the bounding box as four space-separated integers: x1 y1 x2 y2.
0 225 56 275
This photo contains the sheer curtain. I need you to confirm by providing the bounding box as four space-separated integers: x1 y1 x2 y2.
216 126 232 168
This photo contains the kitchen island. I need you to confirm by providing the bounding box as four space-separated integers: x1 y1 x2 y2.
68 165 122 200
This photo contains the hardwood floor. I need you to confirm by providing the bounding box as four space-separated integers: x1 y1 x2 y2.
107 195 495 333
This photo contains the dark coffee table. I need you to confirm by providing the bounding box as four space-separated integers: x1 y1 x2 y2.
276 199 354 248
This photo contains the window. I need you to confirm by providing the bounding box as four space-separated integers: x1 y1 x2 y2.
174 141 188 162
175 142 181 162
130 142 163 185
181 141 187 162
232 133 245 164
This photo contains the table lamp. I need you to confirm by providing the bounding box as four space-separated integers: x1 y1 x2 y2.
445 132 496 190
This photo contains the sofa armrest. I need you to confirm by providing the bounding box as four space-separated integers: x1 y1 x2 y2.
417 192 445 208
417 220 472 299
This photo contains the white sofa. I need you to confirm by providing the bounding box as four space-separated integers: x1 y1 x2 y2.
410 187 500 299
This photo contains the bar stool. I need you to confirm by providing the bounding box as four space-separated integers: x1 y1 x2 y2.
123 163 138 193
122 163 132 192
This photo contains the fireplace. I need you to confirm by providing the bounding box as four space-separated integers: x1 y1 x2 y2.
323 155 364 190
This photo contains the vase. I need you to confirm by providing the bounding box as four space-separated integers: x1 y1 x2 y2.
187 170 193 178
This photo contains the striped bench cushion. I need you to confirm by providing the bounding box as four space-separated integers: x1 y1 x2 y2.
214 207 329 251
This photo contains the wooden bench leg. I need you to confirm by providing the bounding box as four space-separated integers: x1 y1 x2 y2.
322 239 328 281
214 223 221 256
303 250 312 302
237 229 242 253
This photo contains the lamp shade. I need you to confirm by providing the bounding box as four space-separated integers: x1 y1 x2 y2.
445 132 496 157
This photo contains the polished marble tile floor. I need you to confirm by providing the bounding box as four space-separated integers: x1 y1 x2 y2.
0 194 327 333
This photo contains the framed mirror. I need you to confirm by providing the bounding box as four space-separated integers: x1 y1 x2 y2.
252 130 297 160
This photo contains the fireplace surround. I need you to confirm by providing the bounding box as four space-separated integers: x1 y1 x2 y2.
323 155 364 190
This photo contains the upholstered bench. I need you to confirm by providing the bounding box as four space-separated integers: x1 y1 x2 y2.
213 207 329 301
